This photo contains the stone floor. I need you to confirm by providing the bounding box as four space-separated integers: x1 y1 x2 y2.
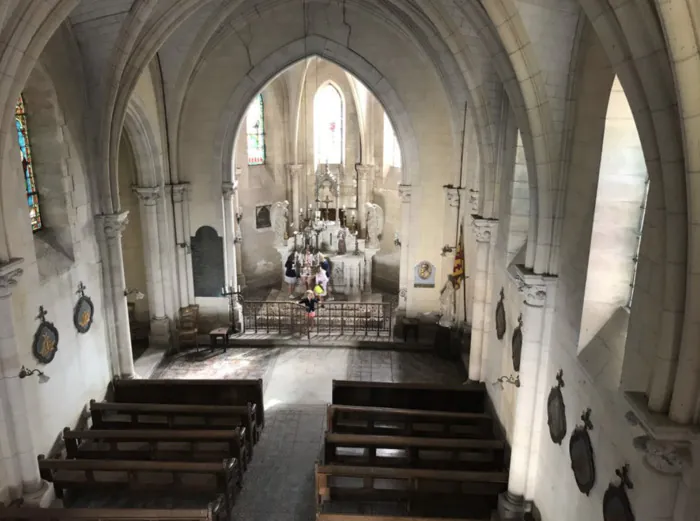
154 346 467 521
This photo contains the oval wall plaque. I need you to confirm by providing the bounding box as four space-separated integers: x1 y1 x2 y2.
511 314 523 371
603 465 635 521
547 369 567 444
73 282 94 334
32 306 58 364
495 288 506 340
570 408 596 495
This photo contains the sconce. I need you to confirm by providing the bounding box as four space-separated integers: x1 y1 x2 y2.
236 212 242 223
177 242 191 254
394 232 401 248
441 245 456 256
19 366 50 384
233 234 243 245
124 288 145 300
493 374 520 389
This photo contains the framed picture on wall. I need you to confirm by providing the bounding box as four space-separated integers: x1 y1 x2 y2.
256 205 272 229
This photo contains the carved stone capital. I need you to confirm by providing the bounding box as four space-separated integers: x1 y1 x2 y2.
523 284 546 307
472 217 496 243
98 211 129 239
133 186 161 205
398 184 411 203
168 183 190 203
355 164 374 180
0 258 24 298
633 436 690 476
444 186 463 208
222 181 238 198
286 163 303 177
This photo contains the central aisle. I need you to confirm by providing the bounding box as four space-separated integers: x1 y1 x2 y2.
155 347 466 521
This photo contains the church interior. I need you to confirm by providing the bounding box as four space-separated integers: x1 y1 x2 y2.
0 1 699 521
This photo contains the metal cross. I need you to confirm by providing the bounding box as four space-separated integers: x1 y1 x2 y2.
36 305 48 322
76 282 86 296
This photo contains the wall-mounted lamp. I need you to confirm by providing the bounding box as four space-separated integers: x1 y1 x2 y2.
493 374 520 389
177 242 191 254
441 245 456 256
19 366 50 384
233 234 243 245
236 212 243 223
124 288 145 300
394 232 401 248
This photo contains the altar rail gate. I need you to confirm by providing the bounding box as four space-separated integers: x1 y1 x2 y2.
242 301 393 337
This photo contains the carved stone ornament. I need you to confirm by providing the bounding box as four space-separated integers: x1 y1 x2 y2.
569 408 596 495
547 369 567 444
133 186 161 205
99 211 129 239
603 465 635 521
495 288 506 340
632 435 689 476
472 219 493 243
0 258 24 298
73 282 94 334
511 313 523 372
222 181 238 198
32 306 58 364
398 184 411 203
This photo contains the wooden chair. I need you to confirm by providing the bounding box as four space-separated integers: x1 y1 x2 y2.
178 305 199 350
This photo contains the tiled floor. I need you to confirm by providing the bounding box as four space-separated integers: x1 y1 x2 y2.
155 346 466 521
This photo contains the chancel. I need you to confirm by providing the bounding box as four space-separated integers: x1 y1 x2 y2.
0 3 698 521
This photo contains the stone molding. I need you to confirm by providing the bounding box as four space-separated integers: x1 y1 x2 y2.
286 163 303 177
167 183 190 203
355 164 374 180
133 186 161 205
0 258 25 298
444 186 464 208
507 263 556 308
398 184 411 203
472 217 497 243
222 181 238 198
98 211 129 239
632 435 690 476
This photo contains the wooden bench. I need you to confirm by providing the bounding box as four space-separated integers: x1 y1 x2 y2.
317 515 484 521
0 500 225 521
315 464 507 518
89 401 257 451
110 379 264 440
327 404 493 439
37 457 240 518
63 427 248 473
323 432 506 471
331 380 487 414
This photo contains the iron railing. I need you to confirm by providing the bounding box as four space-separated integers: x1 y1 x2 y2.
242 301 393 337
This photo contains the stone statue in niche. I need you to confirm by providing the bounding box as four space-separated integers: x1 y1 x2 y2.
365 202 384 249
270 200 289 246
337 226 348 255
438 274 457 327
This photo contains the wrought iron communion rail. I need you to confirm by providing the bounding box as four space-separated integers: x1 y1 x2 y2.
242 301 393 337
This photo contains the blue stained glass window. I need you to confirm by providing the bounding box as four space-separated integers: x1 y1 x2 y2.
15 95 42 231
246 94 266 165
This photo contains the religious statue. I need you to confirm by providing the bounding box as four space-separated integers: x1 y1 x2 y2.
337 226 348 255
270 200 289 246
438 274 457 327
365 202 384 249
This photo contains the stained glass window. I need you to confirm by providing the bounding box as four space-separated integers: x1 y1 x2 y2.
246 94 266 165
314 84 343 165
15 95 42 231
383 113 401 168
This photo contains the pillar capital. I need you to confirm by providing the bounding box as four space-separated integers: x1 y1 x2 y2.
98 211 129 239
286 163 304 177
632 436 689 476
444 185 464 208
508 264 556 308
222 181 238 198
0 258 24 298
398 183 411 203
133 186 161 205
166 183 190 203
471 216 497 243
355 164 374 180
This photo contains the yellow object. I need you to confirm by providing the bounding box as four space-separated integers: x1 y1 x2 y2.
314 285 324 295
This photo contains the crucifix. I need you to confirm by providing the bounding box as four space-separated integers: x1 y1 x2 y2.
36 305 48 323
76 282 87 297
323 195 332 221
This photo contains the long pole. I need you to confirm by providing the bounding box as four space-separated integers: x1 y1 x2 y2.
457 102 468 323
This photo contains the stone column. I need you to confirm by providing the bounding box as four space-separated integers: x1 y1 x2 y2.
480 221 499 381
223 181 242 330
287 164 303 231
98 212 135 378
133 186 169 345
397 184 412 311
182 186 195 305
356 164 373 237
233 168 245 288
498 282 548 520
0 259 49 503
170 184 190 306
468 218 496 381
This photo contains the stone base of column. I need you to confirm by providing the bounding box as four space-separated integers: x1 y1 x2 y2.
497 492 526 520
233 303 244 334
22 480 53 507
149 317 171 346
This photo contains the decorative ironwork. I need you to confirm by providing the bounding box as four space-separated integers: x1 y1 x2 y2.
242 301 393 338
32 306 58 364
512 313 523 371
603 464 635 521
547 369 567 444
495 288 506 340
73 282 94 334
570 408 596 495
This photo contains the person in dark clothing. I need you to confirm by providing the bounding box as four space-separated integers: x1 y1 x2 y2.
284 252 298 298
319 255 332 300
299 290 319 329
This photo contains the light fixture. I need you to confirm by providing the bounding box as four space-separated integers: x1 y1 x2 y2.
394 232 401 248
441 245 455 256
177 242 191 254
494 374 520 388
124 288 145 300
19 366 50 384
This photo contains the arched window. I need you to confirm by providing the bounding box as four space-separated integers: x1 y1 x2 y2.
314 83 344 165
15 95 42 231
383 113 401 168
246 94 265 165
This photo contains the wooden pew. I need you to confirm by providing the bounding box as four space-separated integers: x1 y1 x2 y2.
317 515 485 521
323 432 506 471
0 497 225 521
37 456 240 518
62 427 248 473
314 463 506 518
326 404 493 439
110 379 264 440
89 401 256 453
331 380 487 414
